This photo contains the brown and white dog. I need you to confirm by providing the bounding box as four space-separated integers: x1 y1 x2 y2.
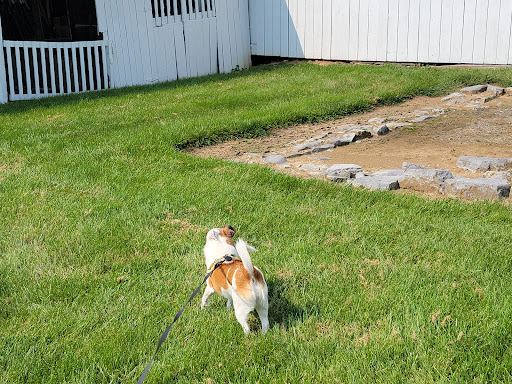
201 225 269 334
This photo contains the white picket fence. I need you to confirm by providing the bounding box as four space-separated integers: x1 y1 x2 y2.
2 40 110 101
249 0 512 65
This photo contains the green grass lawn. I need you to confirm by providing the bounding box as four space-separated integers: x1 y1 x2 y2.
1 62 512 383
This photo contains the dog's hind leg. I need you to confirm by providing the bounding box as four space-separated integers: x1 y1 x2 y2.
201 285 215 309
256 305 269 334
233 296 252 334
226 298 233 310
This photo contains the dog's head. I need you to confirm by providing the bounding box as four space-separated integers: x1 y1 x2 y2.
206 225 236 246
204 225 237 265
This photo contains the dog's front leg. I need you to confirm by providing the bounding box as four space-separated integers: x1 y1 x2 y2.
201 285 215 309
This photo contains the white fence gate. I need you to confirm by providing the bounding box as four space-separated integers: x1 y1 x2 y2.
249 0 512 65
2 40 109 101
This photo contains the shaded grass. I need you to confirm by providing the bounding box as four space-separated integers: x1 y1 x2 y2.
1 62 512 383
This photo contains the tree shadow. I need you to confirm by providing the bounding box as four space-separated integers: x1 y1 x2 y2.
267 277 306 330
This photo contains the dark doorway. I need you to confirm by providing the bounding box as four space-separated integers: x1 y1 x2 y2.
0 0 101 41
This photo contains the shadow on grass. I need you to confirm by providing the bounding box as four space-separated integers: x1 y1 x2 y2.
0 65 279 116
267 277 306 330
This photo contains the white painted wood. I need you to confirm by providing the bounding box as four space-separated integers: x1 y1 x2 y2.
321 0 332 60
288 0 298 57
367 0 380 61
272 0 281 56
5 45 15 100
0 16 7 103
472 0 489 64
386 0 399 61
496 0 512 64
406 0 420 63
427 0 441 62
71 43 80 92
48 45 56 94
40 45 48 94
348 0 360 60
32 43 40 95
484 0 501 64
450 0 465 63
296 0 306 58
304 0 315 58
249 0 264 55
461 0 477 63
64 45 72 92
438 0 453 63
263 0 272 55
57 43 65 94
396 0 410 61
174 22 188 78
375 0 389 61
23 46 32 96
358 0 369 61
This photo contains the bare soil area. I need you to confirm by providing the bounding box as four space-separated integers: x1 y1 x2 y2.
189 89 512 188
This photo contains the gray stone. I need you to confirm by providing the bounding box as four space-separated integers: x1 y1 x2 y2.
402 162 426 170
411 114 439 123
348 175 400 191
311 144 335 153
444 177 510 200
481 94 497 103
507 87 512 93
327 132 356 146
306 133 329 141
446 98 470 105
387 122 412 129
441 92 465 102
294 140 323 151
354 130 373 141
483 170 512 181
457 155 512 172
263 155 287 165
460 84 488 94
487 84 505 95
465 104 488 110
373 125 390 136
398 169 454 194
310 155 332 160
299 164 328 171
326 164 364 181
369 169 405 177
285 151 310 159
368 117 387 124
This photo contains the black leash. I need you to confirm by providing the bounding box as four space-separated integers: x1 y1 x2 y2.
136 255 233 384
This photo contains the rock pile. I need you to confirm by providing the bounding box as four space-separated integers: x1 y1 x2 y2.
242 84 512 200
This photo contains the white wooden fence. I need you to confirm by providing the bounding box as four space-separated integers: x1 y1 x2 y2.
94 0 251 89
249 0 512 65
2 40 109 101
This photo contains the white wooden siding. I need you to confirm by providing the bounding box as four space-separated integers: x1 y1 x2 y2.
94 0 251 89
249 0 512 65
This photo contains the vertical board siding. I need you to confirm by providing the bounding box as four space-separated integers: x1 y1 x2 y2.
93 0 249 88
248 0 512 65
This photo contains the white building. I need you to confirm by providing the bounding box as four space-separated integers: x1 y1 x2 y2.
1 0 511 103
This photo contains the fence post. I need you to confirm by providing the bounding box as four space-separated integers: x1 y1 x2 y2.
0 15 8 103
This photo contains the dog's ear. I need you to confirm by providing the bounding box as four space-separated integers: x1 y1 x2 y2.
206 228 220 241
221 225 236 238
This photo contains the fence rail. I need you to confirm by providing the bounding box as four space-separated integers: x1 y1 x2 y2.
2 40 110 101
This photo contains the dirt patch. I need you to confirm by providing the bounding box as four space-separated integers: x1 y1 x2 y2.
189 88 512 198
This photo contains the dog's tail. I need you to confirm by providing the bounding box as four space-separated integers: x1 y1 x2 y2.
235 239 257 277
